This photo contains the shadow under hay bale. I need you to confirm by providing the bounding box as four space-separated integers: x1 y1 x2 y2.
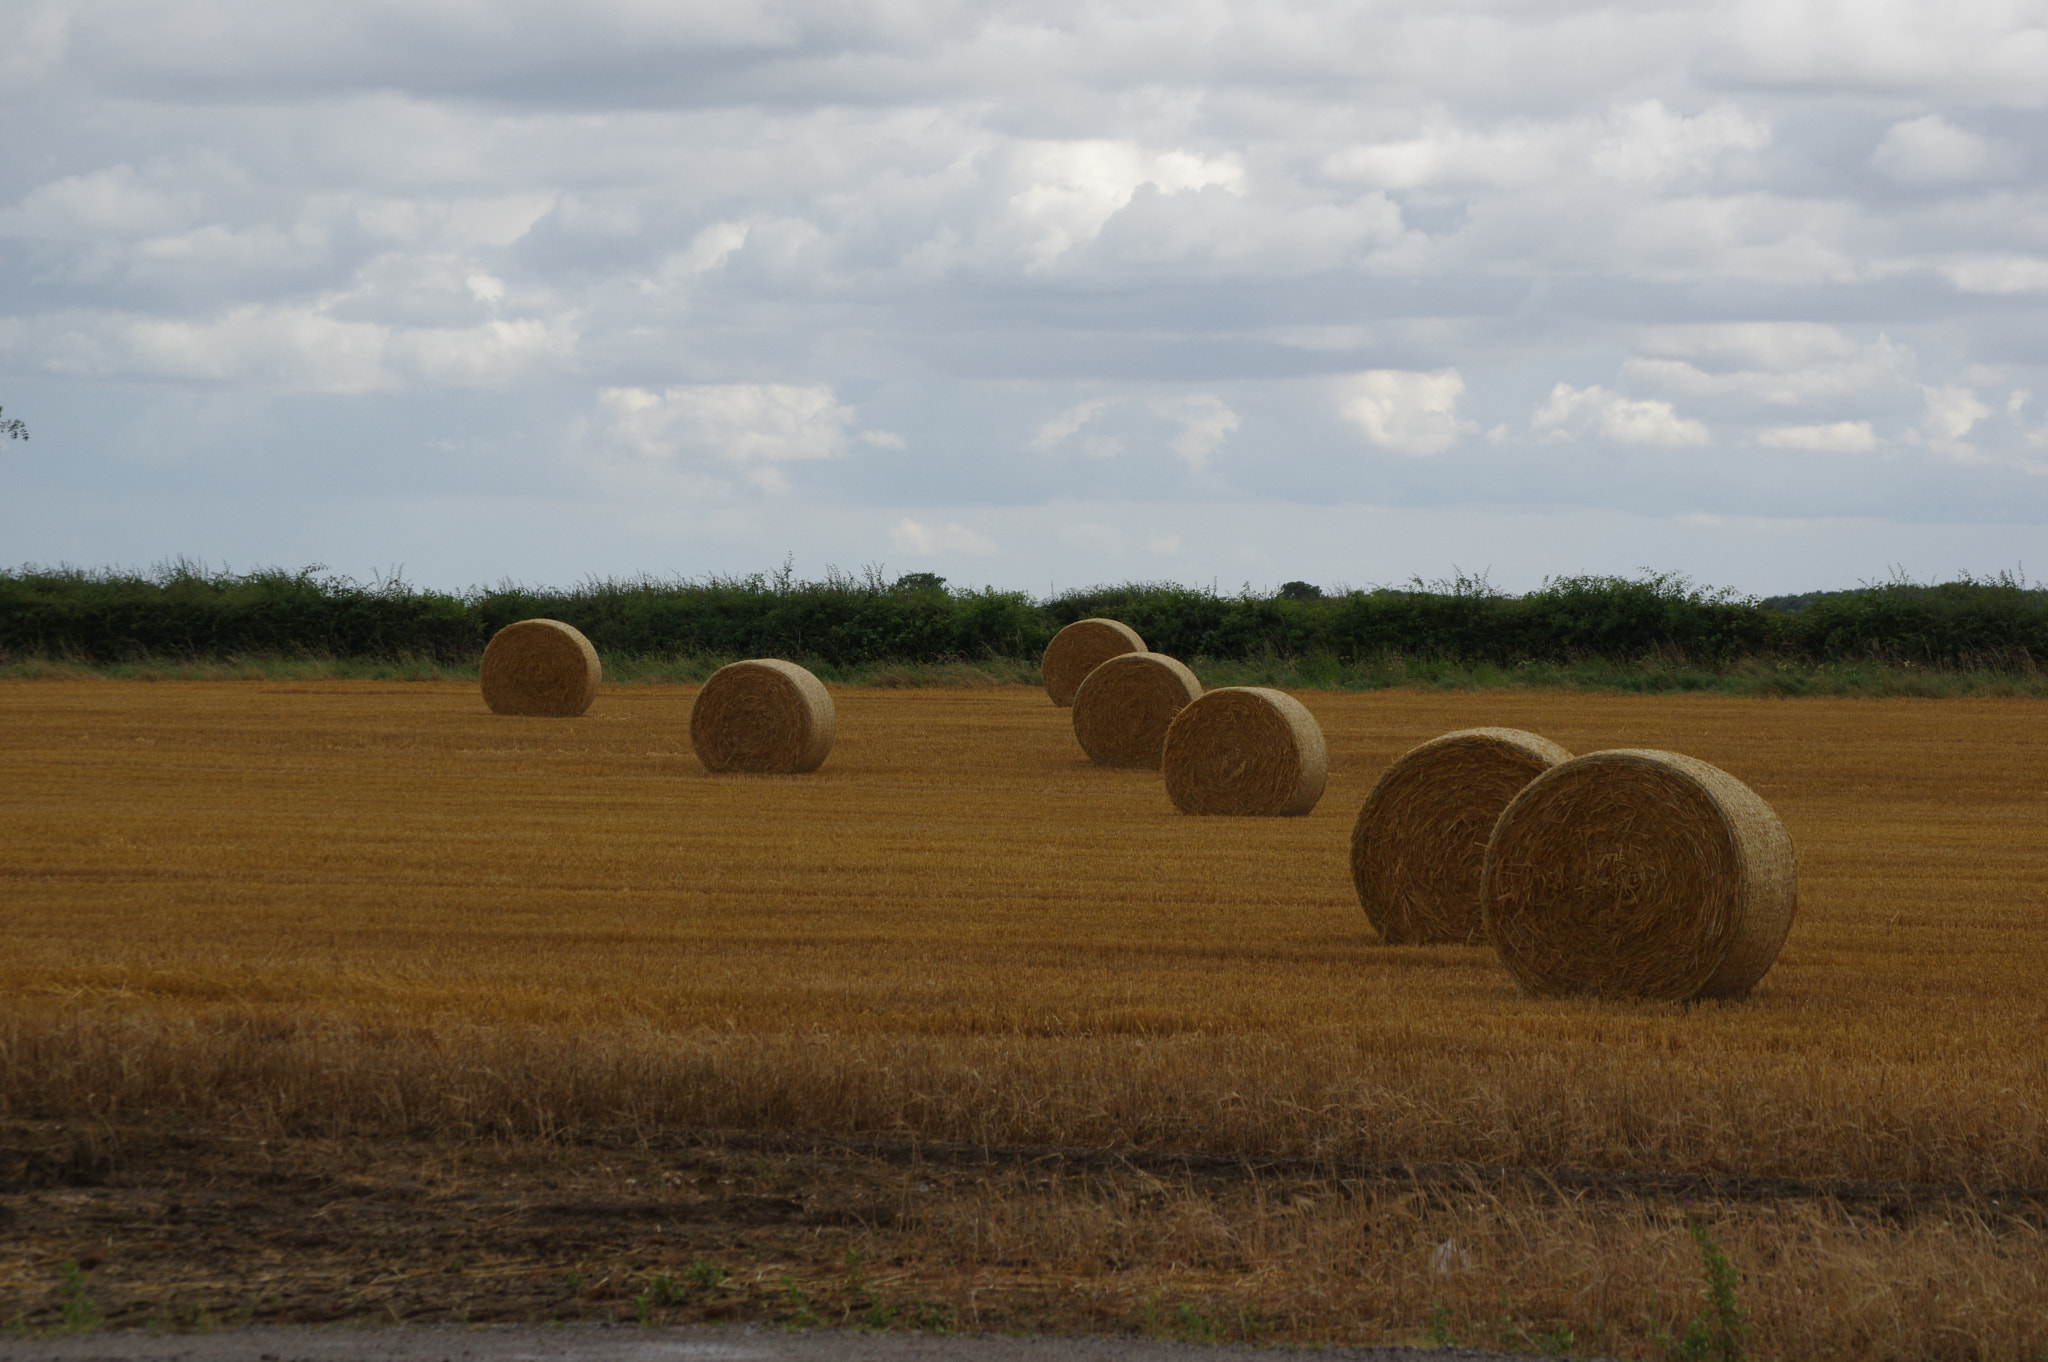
1071 652 1203 768
690 659 836 774
1161 686 1327 816
479 619 602 717
1040 618 1145 707
1482 749 1798 1000
1352 727 1572 945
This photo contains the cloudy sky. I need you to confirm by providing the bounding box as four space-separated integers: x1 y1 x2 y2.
3 0 2045 595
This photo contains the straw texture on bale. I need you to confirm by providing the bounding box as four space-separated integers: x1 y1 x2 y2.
1351 727 1573 945
1481 749 1798 1001
1071 652 1203 768
1161 686 1327 816
1040 618 1145 707
690 659 837 774
478 618 602 717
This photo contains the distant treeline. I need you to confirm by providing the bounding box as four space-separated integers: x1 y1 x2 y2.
4 562 2047 670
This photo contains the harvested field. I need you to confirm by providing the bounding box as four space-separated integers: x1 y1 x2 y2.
4 682 2048 1356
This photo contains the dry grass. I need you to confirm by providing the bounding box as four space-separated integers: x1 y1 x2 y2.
906 1161 2048 1359
5 680 2048 1354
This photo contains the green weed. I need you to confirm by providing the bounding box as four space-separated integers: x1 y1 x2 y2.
56 1262 102 1332
1664 1219 1751 1362
781 1274 821 1328
1141 1292 1221 1343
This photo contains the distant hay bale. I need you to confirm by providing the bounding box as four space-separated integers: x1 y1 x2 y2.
1351 727 1573 945
1161 687 1327 816
1041 618 1145 707
479 619 601 717
1481 749 1798 1001
690 659 836 774
1071 652 1203 768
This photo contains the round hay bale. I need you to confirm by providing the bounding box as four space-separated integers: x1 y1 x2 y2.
1161 687 1327 816
1071 652 1203 768
479 619 601 717
1481 749 1798 1001
690 659 836 774
1041 618 1145 707
1351 728 1573 945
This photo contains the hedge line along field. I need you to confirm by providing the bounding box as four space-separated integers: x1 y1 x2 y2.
5 681 2048 1356
12 562 2048 673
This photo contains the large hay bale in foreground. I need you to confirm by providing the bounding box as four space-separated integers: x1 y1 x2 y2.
1072 652 1203 768
1041 618 1145 707
1352 727 1573 945
690 659 836 773
1161 687 1327 816
479 619 601 717
1481 749 1798 1000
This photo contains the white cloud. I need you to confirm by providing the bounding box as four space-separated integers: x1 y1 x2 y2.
1590 102 1773 183
598 384 856 467
889 518 997 556
859 429 907 449
6 163 200 237
386 317 576 386
1870 115 2003 185
1712 0 2048 107
643 221 751 294
1917 383 1993 460
1939 256 2048 295
58 307 392 391
16 303 574 391
350 192 557 251
1150 394 1239 468
1621 333 1913 406
1631 323 1865 373
1337 370 1469 456
1031 399 1122 458
1532 384 1711 447
1325 101 1768 191
1757 421 1878 452
1007 141 1245 269
1033 400 1113 449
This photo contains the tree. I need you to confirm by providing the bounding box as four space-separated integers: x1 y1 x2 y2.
1279 580 1322 601
0 408 25 441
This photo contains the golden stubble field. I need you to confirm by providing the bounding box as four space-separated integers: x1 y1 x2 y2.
5 679 2048 1356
